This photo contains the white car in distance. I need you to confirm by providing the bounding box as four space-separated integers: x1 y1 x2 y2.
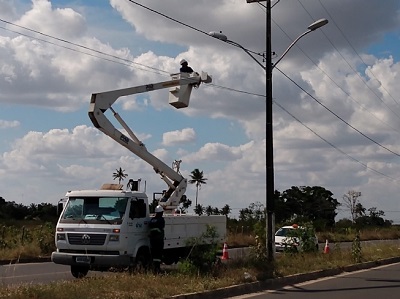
275 224 319 252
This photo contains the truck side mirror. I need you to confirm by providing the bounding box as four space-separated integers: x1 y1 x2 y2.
57 202 64 216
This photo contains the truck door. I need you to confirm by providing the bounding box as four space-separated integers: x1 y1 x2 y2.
125 198 149 253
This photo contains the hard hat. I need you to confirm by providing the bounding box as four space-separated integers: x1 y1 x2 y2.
180 59 187 65
155 205 164 213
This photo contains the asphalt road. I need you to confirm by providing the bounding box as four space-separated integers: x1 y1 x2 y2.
230 262 400 299
0 240 399 289
0 262 108 286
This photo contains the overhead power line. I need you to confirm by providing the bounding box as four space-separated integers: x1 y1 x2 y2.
274 100 397 182
1 3 398 183
297 0 400 122
275 66 400 158
125 0 264 57
0 19 265 100
0 18 167 75
317 0 399 107
271 18 400 135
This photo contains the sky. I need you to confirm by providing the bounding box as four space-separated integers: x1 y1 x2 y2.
0 0 400 222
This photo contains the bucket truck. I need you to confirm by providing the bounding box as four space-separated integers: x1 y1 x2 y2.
51 72 226 278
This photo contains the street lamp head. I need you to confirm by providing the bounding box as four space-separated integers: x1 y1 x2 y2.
307 18 328 31
208 31 228 41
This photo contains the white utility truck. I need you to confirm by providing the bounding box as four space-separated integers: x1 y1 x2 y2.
51 71 227 278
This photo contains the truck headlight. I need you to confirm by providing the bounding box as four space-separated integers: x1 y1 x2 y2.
109 235 119 242
57 233 66 241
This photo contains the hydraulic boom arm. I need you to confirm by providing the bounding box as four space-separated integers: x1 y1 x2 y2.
88 72 212 211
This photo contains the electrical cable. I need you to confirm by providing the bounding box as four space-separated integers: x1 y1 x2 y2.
275 66 400 158
3 4 398 177
297 0 400 121
125 0 264 58
318 0 399 106
120 1 400 180
274 100 397 181
0 18 168 76
271 18 400 135
0 20 265 100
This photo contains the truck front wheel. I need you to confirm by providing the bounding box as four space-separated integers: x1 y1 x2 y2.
71 265 89 278
133 248 151 273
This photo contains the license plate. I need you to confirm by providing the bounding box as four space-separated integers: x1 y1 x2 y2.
76 256 91 264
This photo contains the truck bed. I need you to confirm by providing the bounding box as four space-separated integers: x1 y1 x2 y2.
163 214 226 249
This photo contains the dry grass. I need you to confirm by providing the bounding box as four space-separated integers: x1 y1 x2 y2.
0 272 245 299
0 243 400 299
226 232 256 247
227 227 400 248
276 243 400 276
317 226 400 243
0 244 42 261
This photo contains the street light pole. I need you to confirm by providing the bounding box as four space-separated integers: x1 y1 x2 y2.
265 0 274 263
265 3 328 263
209 2 328 264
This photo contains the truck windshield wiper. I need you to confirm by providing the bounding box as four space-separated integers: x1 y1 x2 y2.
96 214 112 224
78 217 88 224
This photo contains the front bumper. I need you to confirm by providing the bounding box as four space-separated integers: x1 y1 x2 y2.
51 251 131 267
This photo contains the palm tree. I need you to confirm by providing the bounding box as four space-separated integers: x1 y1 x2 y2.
112 167 128 184
189 168 207 206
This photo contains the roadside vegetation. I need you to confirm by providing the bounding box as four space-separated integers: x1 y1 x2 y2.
0 186 400 261
0 242 399 299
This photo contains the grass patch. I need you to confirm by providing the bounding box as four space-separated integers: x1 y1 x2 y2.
0 243 42 261
317 226 400 243
275 243 400 277
0 243 399 299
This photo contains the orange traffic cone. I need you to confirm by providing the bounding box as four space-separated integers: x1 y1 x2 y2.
323 239 330 254
221 242 229 260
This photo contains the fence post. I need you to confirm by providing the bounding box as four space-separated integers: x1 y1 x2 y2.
21 226 25 245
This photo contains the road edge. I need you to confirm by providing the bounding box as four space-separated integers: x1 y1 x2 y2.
0 257 51 265
170 256 400 299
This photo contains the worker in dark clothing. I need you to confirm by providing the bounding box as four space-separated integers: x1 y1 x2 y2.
180 59 194 73
149 205 165 273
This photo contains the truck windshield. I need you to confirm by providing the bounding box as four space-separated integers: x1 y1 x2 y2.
60 197 128 224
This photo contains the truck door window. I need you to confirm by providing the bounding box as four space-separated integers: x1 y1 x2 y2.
129 200 146 219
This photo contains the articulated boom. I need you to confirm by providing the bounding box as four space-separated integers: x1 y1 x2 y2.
88 72 212 211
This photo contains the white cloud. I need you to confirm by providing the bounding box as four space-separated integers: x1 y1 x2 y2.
16 0 87 40
0 119 20 128
182 142 253 165
162 128 196 146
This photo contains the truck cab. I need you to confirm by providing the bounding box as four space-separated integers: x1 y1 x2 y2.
52 187 152 277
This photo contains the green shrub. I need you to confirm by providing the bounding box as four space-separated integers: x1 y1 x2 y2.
180 225 221 274
284 223 318 253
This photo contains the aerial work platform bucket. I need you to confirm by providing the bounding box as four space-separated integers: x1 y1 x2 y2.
169 72 212 109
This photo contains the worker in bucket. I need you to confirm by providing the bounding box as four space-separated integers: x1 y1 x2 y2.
179 59 194 73
149 205 165 273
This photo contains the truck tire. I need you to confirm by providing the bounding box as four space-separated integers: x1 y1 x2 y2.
133 248 151 273
162 255 175 265
71 265 89 278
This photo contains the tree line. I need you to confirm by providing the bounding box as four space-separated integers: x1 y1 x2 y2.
1 165 391 232
0 196 58 222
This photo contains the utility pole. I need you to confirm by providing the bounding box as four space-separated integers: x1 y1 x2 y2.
247 0 274 263
265 0 275 264
246 0 327 264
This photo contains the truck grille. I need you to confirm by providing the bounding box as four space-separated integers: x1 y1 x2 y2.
67 233 107 246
